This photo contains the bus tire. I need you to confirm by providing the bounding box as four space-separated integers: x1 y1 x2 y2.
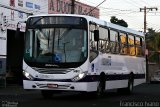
41 90 53 99
96 74 106 97
126 74 134 94
117 74 134 94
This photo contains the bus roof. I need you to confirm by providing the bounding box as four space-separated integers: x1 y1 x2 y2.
28 14 144 37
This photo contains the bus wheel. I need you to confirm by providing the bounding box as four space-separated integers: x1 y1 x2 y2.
96 74 105 97
117 74 134 94
126 74 134 94
41 90 53 99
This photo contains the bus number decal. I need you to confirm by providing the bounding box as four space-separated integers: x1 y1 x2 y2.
102 57 111 66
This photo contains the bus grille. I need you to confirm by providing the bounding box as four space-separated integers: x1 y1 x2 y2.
32 67 73 74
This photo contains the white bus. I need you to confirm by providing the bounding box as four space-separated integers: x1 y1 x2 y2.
22 14 146 98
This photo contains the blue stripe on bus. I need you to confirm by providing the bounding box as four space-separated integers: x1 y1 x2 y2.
24 74 145 82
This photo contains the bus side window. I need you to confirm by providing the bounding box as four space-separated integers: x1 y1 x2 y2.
89 24 96 50
25 29 33 59
120 33 128 54
99 27 109 53
135 36 143 56
110 30 119 54
128 34 136 56
89 23 98 62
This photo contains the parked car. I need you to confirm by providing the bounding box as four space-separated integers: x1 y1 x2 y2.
150 70 160 83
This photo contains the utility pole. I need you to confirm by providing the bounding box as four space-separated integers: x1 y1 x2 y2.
71 0 75 14
140 7 158 33
140 6 158 83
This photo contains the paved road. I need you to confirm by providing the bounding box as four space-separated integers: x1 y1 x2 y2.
0 83 160 107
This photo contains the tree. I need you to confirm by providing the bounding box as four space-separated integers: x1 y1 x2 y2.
146 28 160 63
110 16 128 27
110 16 118 24
146 28 160 51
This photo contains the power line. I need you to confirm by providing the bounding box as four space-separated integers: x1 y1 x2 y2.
86 0 106 15
123 0 141 8
99 7 139 12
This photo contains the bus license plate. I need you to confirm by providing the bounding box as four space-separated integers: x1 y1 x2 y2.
47 84 58 88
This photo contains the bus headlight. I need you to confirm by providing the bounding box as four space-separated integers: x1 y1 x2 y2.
72 72 87 82
23 71 34 80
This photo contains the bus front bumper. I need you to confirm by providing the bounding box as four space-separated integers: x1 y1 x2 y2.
23 80 98 92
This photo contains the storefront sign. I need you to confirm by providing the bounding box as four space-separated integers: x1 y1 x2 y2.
7 23 25 31
0 11 25 31
35 4 40 10
26 2 33 8
26 2 41 10
48 0 99 18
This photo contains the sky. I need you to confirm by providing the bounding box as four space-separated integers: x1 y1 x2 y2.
78 0 160 32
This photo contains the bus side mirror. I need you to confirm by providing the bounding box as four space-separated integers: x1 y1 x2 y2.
94 30 99 41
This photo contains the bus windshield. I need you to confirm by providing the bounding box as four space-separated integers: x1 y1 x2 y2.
24 16 88 68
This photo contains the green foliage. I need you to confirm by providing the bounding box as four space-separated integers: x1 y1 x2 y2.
110 16 128 27
146 28 160 63
148 52 159 63
146 28 160 51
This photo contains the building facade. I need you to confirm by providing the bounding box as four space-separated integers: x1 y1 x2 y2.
0 0 47 83
48 0 99 18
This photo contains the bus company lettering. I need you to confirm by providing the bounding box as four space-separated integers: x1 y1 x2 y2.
45 64 59 67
